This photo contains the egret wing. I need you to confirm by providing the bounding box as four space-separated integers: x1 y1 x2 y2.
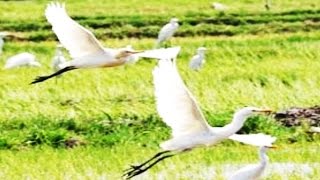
138 46 181 60
153 59 210 137
45 2 105 58
229 133 276 147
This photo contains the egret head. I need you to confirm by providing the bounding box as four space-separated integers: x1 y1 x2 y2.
197 47 207 54
116 48 143 60
170 18 179 24
234 107 272 119
0 32 9 39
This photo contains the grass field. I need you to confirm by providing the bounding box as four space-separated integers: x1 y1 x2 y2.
0 0 320 179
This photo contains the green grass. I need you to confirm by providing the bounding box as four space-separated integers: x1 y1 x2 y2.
1 0 320 40
1 0 320 179
1 32 320 149
0 143 319 179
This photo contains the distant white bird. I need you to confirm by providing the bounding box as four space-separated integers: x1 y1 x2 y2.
123 58 275 179
212 2 228 11
265 0 271 11
30 2 144 84
189 47 207 71
51 44 66 72
154 18 179 48
228 146 276 180
0 32 8 55
309 126 320 133
4 52 41 69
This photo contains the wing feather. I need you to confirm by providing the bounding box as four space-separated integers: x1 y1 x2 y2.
45 2 104 58
229 133 276 147
152 59 210 137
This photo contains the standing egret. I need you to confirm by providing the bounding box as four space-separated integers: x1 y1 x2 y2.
265 0 271 11
189 47 207 71
30 2 144 84
309 126 320 133
0 32 8 55
228 146 276 180
212 2 228 11
123 58 276 179
4 52 41 69
154 18 179 48
51 44 66 72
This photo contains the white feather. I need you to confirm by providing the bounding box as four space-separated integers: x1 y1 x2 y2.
228 133 276 147
138 46 181 60
153 59 210 138
45 2 105 59
4 52 41 69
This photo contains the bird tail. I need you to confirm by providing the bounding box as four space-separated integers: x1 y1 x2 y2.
30 66 77 84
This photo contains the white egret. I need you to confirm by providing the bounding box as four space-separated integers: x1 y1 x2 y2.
0 32 8 55
122 45 140 65
154 18 179 48
309 126 320 133
228 146 276 180
51 44 66 72
30 2 144 84
123 58 276 179
212 2 228 11
4 52 41 69
189 47 207 71
265 0 271 11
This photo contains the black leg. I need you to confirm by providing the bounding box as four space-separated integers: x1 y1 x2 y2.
123 151 175 179
123 150 170 174
30 66 77 84
125 154 175 179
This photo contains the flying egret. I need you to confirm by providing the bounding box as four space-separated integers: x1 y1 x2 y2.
30 2 144 84
123 58 276 179
4 52 41 69
51 44 66 72
212 2 228 11
228 146 276 180
122 45 140 65
189 47 207 71
154 18 179 48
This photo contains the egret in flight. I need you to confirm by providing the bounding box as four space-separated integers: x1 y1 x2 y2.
154 18 179 48
51 44 66 73
123 58 275 179
4 52 41 69
228 146 276 180
122 45 140 65
189 47 207 71
30 2 144 84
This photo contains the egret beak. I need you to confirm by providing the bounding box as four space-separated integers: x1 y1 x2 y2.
268 145 277 149
129 50 144 54
253 109 272 114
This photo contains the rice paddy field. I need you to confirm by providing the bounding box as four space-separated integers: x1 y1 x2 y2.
0 0 320 179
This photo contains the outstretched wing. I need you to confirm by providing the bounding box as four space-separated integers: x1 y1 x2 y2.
138 46 181 60
45 2 104 58
229 133 276 147
153 59 210 137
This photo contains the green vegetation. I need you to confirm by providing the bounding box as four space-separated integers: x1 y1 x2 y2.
0 0 319 179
